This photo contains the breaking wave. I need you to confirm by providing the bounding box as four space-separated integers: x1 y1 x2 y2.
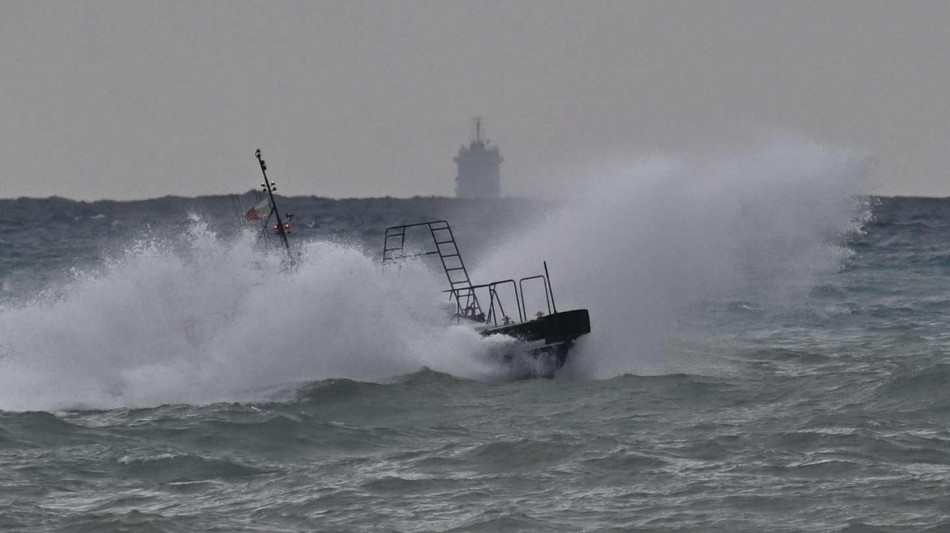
0 220 505 411
0 139 869 410
475 139 869 377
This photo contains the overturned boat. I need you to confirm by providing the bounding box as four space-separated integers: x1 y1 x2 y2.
383 220 590 377
242 151 588 377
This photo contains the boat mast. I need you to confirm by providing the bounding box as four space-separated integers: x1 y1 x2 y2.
255 149 292 257
544 261 558 314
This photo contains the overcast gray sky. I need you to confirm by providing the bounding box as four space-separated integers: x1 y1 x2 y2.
1 1 948 200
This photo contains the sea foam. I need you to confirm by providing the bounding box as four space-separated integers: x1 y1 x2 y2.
0 139 869 410
474 138 869 377
0 219 499 411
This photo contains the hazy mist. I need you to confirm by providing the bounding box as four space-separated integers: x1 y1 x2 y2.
2 1 948 200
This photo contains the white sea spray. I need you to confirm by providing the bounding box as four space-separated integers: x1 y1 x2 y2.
475 139 869 377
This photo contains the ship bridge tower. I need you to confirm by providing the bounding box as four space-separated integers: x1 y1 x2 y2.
455 118 502 198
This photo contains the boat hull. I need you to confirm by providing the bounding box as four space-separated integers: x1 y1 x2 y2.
478 309 590 378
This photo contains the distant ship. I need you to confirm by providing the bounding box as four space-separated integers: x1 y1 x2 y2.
455 118 503 199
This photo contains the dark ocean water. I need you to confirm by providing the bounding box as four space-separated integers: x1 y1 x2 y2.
2 185 950 531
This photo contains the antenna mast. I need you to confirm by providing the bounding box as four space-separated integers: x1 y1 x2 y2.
255 149 293 259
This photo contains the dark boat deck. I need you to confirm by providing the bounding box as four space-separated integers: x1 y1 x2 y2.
382 220 591 377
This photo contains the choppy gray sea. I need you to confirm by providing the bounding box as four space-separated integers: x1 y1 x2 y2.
3 156 950 531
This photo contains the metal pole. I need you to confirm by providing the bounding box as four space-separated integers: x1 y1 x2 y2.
544 261 558 314
255 149 292 257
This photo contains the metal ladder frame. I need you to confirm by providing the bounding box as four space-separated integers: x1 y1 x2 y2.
382 220 483 320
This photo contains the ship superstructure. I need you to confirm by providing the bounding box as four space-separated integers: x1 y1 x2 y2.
455 118 502 198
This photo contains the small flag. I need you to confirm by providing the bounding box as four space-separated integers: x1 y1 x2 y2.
244 198 271 220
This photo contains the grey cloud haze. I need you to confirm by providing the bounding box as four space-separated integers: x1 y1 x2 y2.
1 1 948 200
